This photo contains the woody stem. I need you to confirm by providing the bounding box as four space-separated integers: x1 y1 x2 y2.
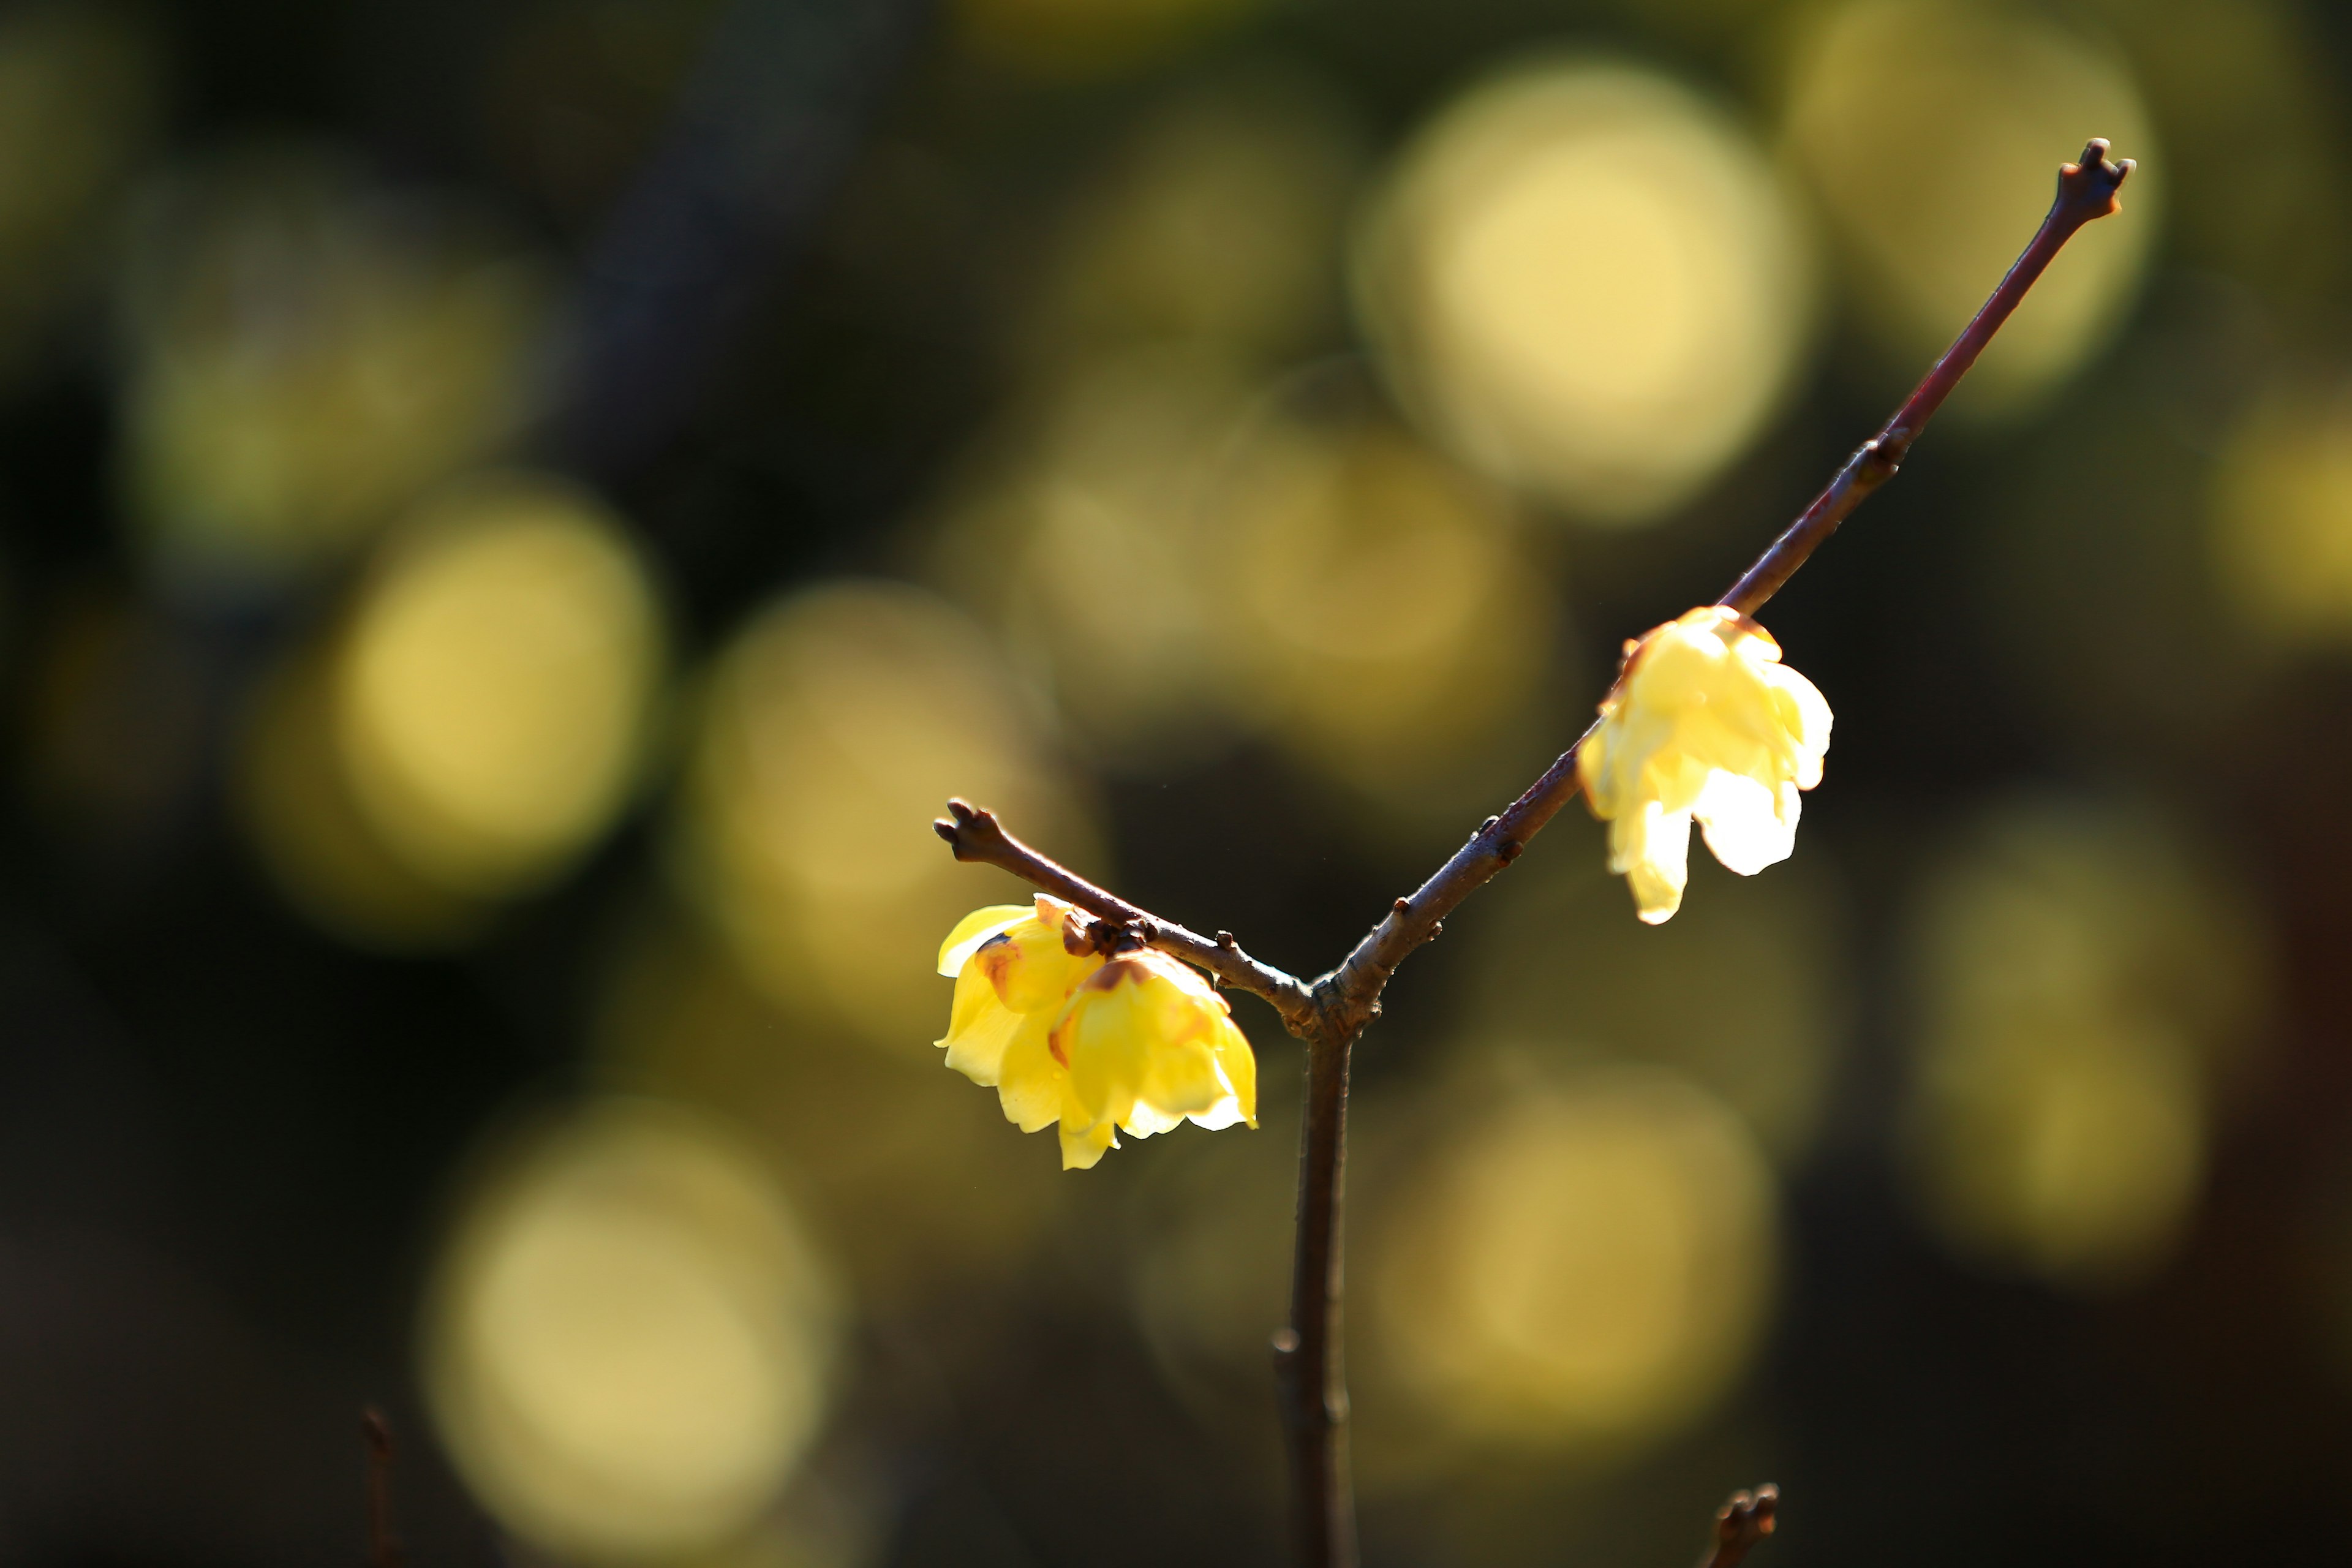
935 138 2133 1568
1274 1019 1357 1568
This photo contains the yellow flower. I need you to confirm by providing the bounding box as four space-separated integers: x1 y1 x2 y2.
935 900 1257 1170
1050 949 1256 1166
1577 606 1831 924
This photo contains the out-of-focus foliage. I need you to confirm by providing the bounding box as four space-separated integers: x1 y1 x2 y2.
116 151 548 587
0 2 161 382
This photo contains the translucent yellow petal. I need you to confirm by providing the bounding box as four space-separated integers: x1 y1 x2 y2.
1059 1116 1117 1171
1612 799 1691 923
1207 1016 1257 1128
1693 768 1796 876
938 905 1034 976
994 1014 1070 1133
938 962 1027 1086
1058 968 1155 1129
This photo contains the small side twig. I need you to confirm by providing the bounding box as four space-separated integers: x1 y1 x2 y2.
363 1407 402 1568
1698 1485 1780 1568
933 799 1319 1036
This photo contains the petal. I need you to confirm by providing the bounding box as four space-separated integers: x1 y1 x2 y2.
938 963 1022 1084
1059 1116 1118 1171
1207 1016 1257 1128
1693 767 1796 876
938 905 1033 976
1614 800 1692 924
995 1016 1071 1132
981 920 1102 1014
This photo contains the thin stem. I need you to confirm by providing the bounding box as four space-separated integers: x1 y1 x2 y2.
933 798 1319 1035
363 1408 402 1568
1316 139 2133 1041
1717 140 2133 615
1275 1029 1357 1568
934 140 2133 1568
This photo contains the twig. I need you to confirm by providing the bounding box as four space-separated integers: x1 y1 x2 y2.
1698 1485 1779 1568
932 799 1320 1036
363 1407 402 1568
1316 138 2133 1041
1716 140 2133 614
934 141 2133 1568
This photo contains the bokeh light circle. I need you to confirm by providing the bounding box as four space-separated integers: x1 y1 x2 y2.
334 472 665 900
1356 58 1815 525
1904 797 2270 1289
1207 410 1558 792
1363 1060 1776 1457
2210 378 2352 646
421 1099 843 1562
676 580 1093 1051
118 149 546 584
1781 0 2159 414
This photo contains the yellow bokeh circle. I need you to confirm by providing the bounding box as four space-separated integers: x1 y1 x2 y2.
1363 1061 1776 1457
421 1099 843 1562
1357 58 1814 524
676 580 1092 1051
1903 798 2269 1289
333 472 665 900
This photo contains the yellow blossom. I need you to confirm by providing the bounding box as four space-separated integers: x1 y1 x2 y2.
1577 606 1831 924
937 897 1102 1147
935 900 1256 1170
1050 949 1256 1167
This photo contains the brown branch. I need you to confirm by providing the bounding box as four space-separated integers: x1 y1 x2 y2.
1717 139 2133 615
935 141 2133 1568
933 798 1320 1036
1273 1029 1355 1568
1698 1485 1779 1568
363 1407 402 1568
1313 138 2133 1039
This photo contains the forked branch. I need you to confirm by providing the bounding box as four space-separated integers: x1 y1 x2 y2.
933 140 2133 1568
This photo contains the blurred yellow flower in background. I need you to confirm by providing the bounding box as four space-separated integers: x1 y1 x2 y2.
937 904 1257 1170
1578 607 1831 924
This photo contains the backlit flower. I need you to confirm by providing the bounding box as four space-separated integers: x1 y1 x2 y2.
935 900 1257 1169
1577 606 1831 924
1050 949 1256 1166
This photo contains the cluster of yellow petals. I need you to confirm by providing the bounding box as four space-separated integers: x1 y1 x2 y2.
1577 606 1832 924
935 896 1257 1169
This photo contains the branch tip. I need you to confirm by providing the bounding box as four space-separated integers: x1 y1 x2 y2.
2059 137 2132 219
1700 1483 1779 1568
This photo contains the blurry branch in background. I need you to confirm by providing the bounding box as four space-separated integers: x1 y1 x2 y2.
936 141 2133 1568
362 1407 402 1568
1697 1485 1779 1568
549 0 927 480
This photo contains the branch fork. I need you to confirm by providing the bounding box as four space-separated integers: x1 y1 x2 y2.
933 140 2130 1568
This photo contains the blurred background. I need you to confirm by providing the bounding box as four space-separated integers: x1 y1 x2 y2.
2 0 2350 1563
